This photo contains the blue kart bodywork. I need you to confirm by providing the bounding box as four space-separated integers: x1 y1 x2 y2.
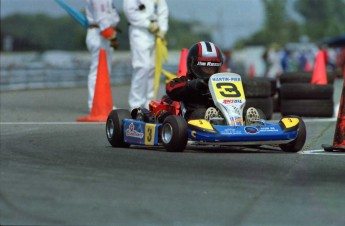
107 73 306 152
122 118 298 147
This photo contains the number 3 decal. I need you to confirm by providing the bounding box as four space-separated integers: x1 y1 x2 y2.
145 124 156 145
147 127 152 142
216 83 241 97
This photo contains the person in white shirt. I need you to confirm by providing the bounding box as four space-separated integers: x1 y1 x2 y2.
123 0 169 110
85 0 120 111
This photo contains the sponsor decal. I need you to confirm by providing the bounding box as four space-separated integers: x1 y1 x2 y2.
207 62 221 66
197 61 222 67
260 126 279 132
126 123 144 139
223 99 242 104
222 128 242 134
245 126 259 134
230 116 243 126
211 77 241 82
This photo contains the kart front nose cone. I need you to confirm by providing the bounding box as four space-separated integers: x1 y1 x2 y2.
162 123 173 143
107 119 114 138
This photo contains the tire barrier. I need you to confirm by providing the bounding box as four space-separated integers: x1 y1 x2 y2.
245 97 273 120
280 99 334 117
242 77 273 119
280 84 334 100
280 71 335 84
242 77 271 98
279 71 335 117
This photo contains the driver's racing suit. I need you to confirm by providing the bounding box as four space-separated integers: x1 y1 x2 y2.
166 75 215 120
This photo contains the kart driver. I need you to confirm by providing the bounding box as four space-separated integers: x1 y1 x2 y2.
166 41 223 120
166 41 261 124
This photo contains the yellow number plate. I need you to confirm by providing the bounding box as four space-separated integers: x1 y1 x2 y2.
145 124 156 145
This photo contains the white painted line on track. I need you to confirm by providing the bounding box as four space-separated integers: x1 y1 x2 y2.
303 118 337 123
0 122 104 125
1 118 337 125
300 149 345 156
269 118 337 123
1 127 41 136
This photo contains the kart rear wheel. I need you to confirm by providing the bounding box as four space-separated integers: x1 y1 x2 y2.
106 109 131 147
161 115 188 152
279 116 306 153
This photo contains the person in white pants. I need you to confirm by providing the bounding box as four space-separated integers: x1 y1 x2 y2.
85 0 120 111
123 0 169 110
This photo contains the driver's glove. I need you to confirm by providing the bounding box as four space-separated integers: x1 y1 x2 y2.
187 78 208 93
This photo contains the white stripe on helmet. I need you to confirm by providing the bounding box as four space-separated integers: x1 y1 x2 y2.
200 41 217 58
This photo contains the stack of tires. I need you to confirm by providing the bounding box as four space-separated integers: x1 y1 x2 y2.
242 77 274 119
279 72 335 117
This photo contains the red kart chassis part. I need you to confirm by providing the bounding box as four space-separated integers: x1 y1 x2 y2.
149 99 181 117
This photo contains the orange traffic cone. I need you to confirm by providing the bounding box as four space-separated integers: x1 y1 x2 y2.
77 49 113 122
311 51 327 84
322 79 345 152
221 62 227 72
249 64 255 77
177 48 188 77
304 60 312 72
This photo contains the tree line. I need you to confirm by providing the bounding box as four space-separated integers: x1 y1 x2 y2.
235 0 345 48
1 0 344 51
0 12 211 51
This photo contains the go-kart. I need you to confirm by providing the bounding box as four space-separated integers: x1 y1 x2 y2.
106 73 306 152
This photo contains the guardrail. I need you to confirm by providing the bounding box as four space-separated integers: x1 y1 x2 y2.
0 51 179 91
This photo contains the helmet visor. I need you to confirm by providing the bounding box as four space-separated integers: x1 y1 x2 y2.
192 64 221 80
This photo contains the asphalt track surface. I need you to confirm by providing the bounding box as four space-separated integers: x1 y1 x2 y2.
1 81 345 225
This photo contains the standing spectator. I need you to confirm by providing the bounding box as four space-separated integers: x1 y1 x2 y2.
123 0 169 110
85 0 120 111
297 50 308 72
280 48 291 73
262 47 270 76
266 44 282 80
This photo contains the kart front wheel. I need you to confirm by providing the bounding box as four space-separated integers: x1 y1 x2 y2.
161 115 188 152
279 116 306 152
106 109 131 147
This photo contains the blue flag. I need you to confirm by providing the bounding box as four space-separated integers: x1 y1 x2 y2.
55 0 88 28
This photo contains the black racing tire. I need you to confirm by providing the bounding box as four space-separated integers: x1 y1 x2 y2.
245 97 273 120
279 116 306 152
280 83 333 100
280 99 334 117
131 108 154 122
257 108 267 120
106 109 131 147
161 115 188 152
270 79 278 96
279 72 335 84
273 92 281 112
243 107 266 124
242 77 271 98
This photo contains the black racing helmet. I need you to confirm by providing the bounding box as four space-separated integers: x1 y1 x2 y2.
187 41 223 80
